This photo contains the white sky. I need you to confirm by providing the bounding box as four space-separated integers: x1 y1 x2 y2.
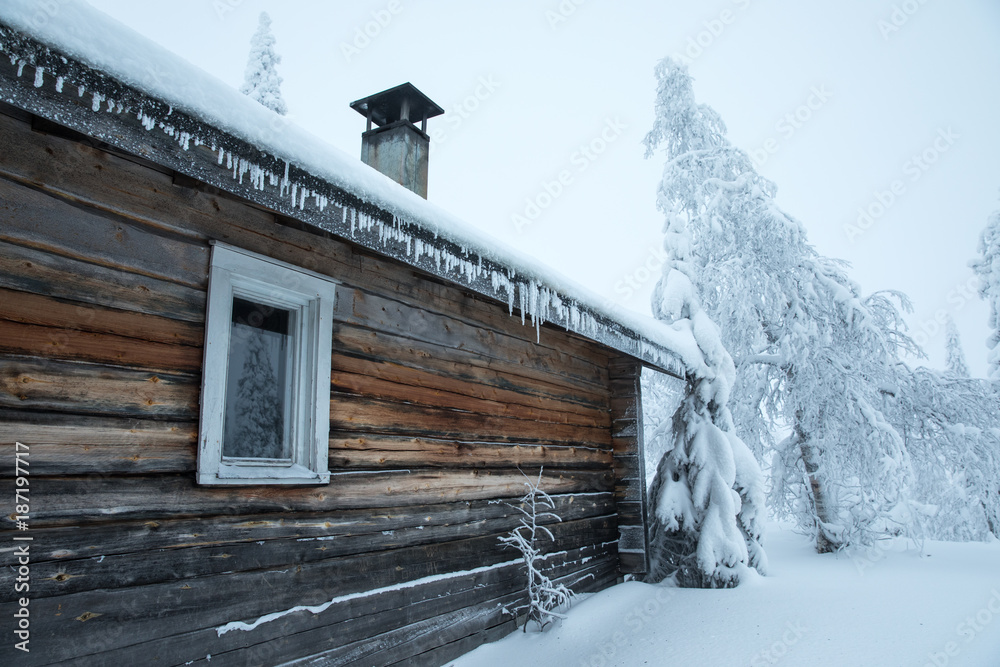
84 0 1000 377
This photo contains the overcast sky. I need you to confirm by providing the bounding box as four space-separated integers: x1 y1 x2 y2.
84 0 1000 377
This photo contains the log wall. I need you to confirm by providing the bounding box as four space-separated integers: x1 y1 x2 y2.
0 102 646 666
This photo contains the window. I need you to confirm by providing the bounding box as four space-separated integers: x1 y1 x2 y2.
197 242 336 485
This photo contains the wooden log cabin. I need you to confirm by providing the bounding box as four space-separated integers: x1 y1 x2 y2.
0 6 688 666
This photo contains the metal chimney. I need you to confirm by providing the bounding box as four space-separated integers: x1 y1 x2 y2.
350 83 444 199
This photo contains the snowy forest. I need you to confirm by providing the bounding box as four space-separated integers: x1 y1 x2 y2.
638 58 1000 589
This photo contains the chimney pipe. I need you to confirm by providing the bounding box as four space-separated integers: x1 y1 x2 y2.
350 83 444 199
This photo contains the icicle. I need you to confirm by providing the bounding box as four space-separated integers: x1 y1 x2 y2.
16 60 26 77
54 76 64 93
217 147 225 165
91 92 104 112
77 85 85 97
32 66 43 88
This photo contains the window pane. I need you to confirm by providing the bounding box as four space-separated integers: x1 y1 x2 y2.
223 297 292 459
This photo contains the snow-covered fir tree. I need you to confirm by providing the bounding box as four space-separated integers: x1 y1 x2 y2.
232 326 284 458
972 202 1000 381
944 315 971 378
643 210 767 588
644 57 920 553
240 12 287 115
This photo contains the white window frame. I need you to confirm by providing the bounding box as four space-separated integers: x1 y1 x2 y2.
197 242 336 485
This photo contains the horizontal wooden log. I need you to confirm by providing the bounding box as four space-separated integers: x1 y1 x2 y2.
0 174 208 288
356 253 611 369
3 521 613 664
0 239 205 322
0 410 196 475
51 559 526 667
329 433 612 470
331 392 611 447
1 493 613 567
305 553 619 667
331 354 608 428
0 286 203 347
0 356 198 419
17 509 615 601
338 287 608 392
335 324 609 412
0 318 201 374
0 470 614 527
206 544 617 667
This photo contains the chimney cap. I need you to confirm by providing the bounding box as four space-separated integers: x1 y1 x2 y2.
350 82 444 127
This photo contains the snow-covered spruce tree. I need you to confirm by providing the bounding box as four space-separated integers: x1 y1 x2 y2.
972 203 1000 381
496 469 574 631
240 12 287 115
643 211 767 588
232 327 284 458
644 57 919 553
944 315 971 378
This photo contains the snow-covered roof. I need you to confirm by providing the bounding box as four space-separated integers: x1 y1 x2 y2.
0 0 693 378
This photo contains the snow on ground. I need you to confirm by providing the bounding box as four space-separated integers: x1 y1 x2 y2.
450 524 1000 667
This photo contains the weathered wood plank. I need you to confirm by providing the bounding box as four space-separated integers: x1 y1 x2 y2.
329 432 612 470
16 513 614 603
331 355 609 428
0 287 204 347
356 253 611 368
0 174 209 288
0 493 614 566
48 560 525 667
334 324 609 411
0 410 196 475
609 355 650 575
0 531 536 664
0 470 614 527
0 356 198 418
0 319 201 374
331 392 611 447
0 239 205 322
301 554 619 667
338 287 609 392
